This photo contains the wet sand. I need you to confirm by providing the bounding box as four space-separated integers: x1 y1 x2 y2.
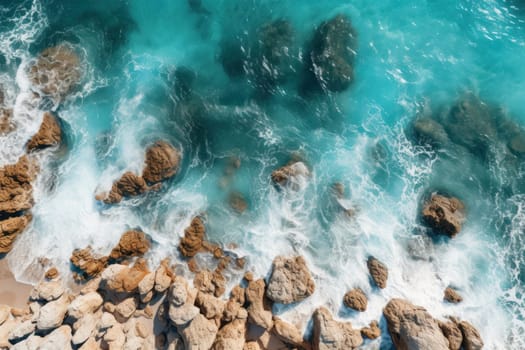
0 259 32 308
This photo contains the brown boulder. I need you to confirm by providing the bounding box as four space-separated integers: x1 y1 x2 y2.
96 172 149 204
422 194 465 237
0 108 13 134
0 214 32 253
444 287 463 304
179 217 206 257
26 112 62 152
104 259 150 293
28 45 82 101
271 161 309 187
0 155 37 215
383 299 449 350
367 256 388 289
193 269 226 298
109 230 150 261
246 279 273 330
142 141 181 184
70 247 108 280
343 288 367 312
458 320 484 350
213 317 246 350
45 267 59 280
272 317 306 348
266 256 315 304
360 320 381 340
312 307 363 350
439 320 463 350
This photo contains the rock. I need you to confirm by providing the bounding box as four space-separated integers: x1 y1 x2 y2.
312 307 363 350
138 272 155 302
26 112 61 152
458 320 484 350
231 285 245 305
308 14 357 92
246 279 273 330
196 292 225 320
212 318 246 350
439 320 462 350
229 192 248 214
135 321 150 339
103 322 125 349
0 214 32 254
266 256 315 304
367 256 388 289
270 162 309 187
70 247 108 280
223 300 242 323
36 295 68 331
39 325 72 350
97 172 148 204
154 259 174 293
0 108 13 134
412 117 449 147
168 277 200 326
79 337 99 350
99 312 117 330
110 231 150 261
193 269 226 297
244 341 261 350
422 194 466 237
178 314 219 350
8 320 36 343
142 141 181 184
72 314 97 346
30 279 64 302
444 287 463 304
45 267 59 280
219 40 247 78
343 288 367 312
28 45 81 101
360 320 381 340
383 299 449 350
179 217 206 257
115 297 137 319
0 155 37 216
0 305 10 325
11 334 43 350
272 317 305 348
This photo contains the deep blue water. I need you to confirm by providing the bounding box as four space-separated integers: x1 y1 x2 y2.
1 0 525 348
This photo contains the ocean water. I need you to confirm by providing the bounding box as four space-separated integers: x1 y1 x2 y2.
1 0 525 348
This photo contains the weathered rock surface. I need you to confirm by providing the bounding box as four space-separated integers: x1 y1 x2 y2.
422 194 466 237
26 112 62 152
0 305 10 325
142 141 181 184
439 320 463 350
444 287 463 304
115 297 137 319
39 325 73 350
271 162 309 187
110 230 150 260
246 279 273 330
272 317 305 348
312 307 363 350
0 108 13 134
96 172 148 204
179 217 206 257
343 288 367 312
178 314 219 350
70 247 108 280
154 259 174 293
266 256 315 304
0 155 37 216
367 256 388 289
458 320 484 350
0 214 32 254
72 313 97 346
28 45 81 101
8 320 36 343
213 317 246 350
360 320 381 340
195 292 225 320
36 295 69 331
168 277 200 326
30 279 64 302
383 299 449 350
67 291 103 320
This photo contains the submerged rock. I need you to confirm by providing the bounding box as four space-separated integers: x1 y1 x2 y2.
307 14 357 93
444 287 463 304
28 45 82 101
142 141 181 184
312 307 363 350
270 161 309 188
219 40 247 79
179 217 206 257
343 288 367 312
422 193 466 237
109 230 150 261
367 256 388 289
412 117 449 147
383 299 449 350
26 112 62 152
266 256 315 304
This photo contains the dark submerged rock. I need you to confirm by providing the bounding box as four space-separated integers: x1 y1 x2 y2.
220 39 247 79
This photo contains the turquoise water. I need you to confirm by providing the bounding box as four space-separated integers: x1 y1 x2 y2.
1 0 525 348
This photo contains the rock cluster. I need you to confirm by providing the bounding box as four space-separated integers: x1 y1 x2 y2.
422 193 466 237
96 140 180 204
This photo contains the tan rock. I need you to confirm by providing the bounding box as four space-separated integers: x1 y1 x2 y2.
135 321 150 339
115 297 137 319
0 108 13 134
142 141 181 184
179 217 206 257
439 320 462 350
444 287 463 304
110 230 150 261
97 172 148 204
45 267 59 280
104 322 125 349
79 337 99 350
26 112 61 152
367 256 388 289
178 314 219 350
383 299 448 350
168 277 200 326
312 307 362 350
30 279 64 302
36 295 68 331
360 320 381 340
212 318 246 350
0 214 32 253
343 288 367 312
70 246 108 280
67 291 103 321
266 256 315 304
0 155 37 214
271 161 309 187
458 320 484 350
243 341 261 350
0 305 10 325
246 279 273 330
422 194 466 237
231 285 245 305
196 292 225 320
8 320 36 343
11 334 44 349
39 325 73 350
223 300 242 323
154 259 174 293
72 313 97 346
272 317 305 348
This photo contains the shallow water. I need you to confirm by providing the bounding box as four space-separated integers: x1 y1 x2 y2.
1 0 525 348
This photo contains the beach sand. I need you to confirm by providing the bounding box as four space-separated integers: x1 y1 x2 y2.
0 258 32 308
